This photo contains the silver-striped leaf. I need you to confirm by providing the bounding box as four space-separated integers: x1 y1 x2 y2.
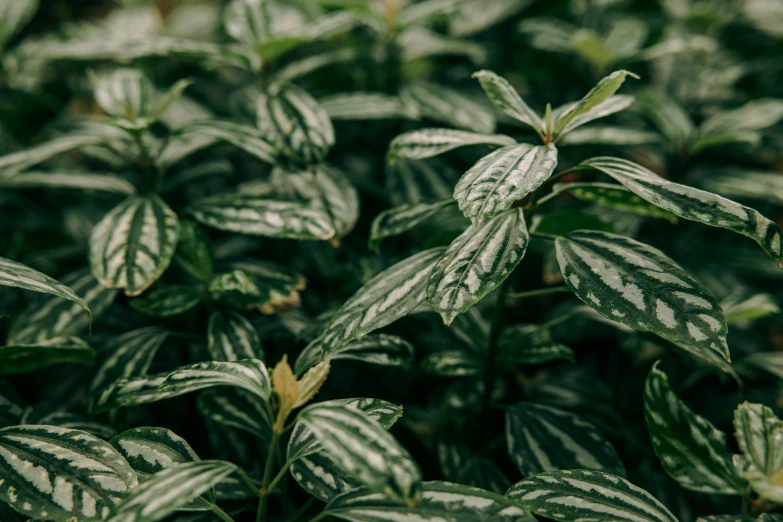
450 0 535 35
560 126 661 146
427 208 529 325
207 310 264 362
552 95 636 137
0 257 91 321
298 404 421 504
158 359 271 403
369 199 454 250
311 165 360 241
644 363 743 494
733 402 783 501
295 334 414 374
89 195 180 296
94 375 177 413
173 220 213 283
403 82 496 134
177 120 277 164
453 144 557 225
0 0 38 48
320 93 418 121
322 481 533 522
693 99 783 152
110 427 200 478
257 84 334 164
0 135 104 174
547 182 678 222
580 157 783 262
197 389 272 444
9 267 116 344
507 469 678 522
0 171 136 194
0 425 138 522
553 70 638 136
223 0 270 46
473 69 542 131
129 285 202 317
321 247 446 351
387 128 515 163
555 230 729 357
105 460 237 522
421 350 482 376
506 402 625 477
0 336 94 375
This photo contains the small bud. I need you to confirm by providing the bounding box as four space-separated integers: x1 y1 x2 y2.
272 355 298 412
295 359 330 408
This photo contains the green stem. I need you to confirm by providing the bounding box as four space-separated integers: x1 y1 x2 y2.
266 457 295 496
210 504 237 522
307 512 328 522
508 286 571 300
236 468 262 498
530 231 560 241
257 429 281 522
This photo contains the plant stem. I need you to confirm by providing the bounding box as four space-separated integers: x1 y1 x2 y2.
266 457 294 495
530 231 560 241
210 504 237 522
507 286 571 299
236 468 262 498
257 406 288 522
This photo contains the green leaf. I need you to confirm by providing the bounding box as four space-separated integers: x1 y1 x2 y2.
506 402 625 477
0 257 91 321
694 98 783 152
453 144 557 225
696 168 783 206
224 0 270 46
110 427 200 478
95 375 177 412
10 267 116 344
734 402 783 501
369 199 454 250
553 95 635 137
173 220 213 282
158 359 271 403
0 0 39 49
427 208 529 325
451 0 535 35
0 382 24 428
295 334 414 374
0 336 94 375
0 171 136 194
560 126 661 146
257 84 334 164
547 182 678 222
188 194 335 241
403 82 496 134
473 69 542 131
0 425 138 522
0 135 105 174
89 195 180 296
321 247 446 351
553 70 638 136
208 268 304 314
507 469 678 522
421 349 482 376
197 389 272 443
637 92 694 147
321 92 418 121
531 210 614 236
322 481 532 521
207 310 264 362
398 27 487 64
92 68 156 127
298 404 421 504
178 120 278 164
579 157 783 262
643 363 743 494
105 460 237 522
311 166 359 241
556 230 729 357
388 128 516 163
129 285 202 317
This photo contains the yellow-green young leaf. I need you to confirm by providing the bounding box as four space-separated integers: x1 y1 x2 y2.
105 460 238 522
298 404 422 504
387 128 516 163
159 359 271 403
369 199 454 250
10 267 116 344
0 425 138 522
321 92 418 121
321 247 446 351
0 171 136 194
580 157 783 262
553 70 638 136
173 220 213 283
506 403 625 477
403 82 496 134
0 336 94 375
556 231 729 358
0 257 91 321
0 0 39 48
644 363 743 494
453 144 557 225
507 470 678 522
473 69 542 131
197 389 272 443
547 182 678 222
188 194 335 241
734 402 783 502
207 310 264 362
89 195 180 296
322 481 533 522
295 334 414 374
427 208 529 325
295 359 330 408
257 84 334 164
177 120 278 164
129 285 202 317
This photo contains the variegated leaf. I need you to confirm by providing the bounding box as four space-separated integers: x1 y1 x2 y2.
110 427 201 478
0 0 38 48
295 334 414 374
322 481 533 521
320 93 417 121
644 363 743 494
298 404 421 504
178 120 277 164
311 166 359 241
556 231 729 357
0 135 104 175
0 257 91 320
0 171 136 194
197 389 272 443
506 402 625 477
553 70 638 136
398 27 487 64
553 95 636 137
10 267 116 344
94 375 177 413
561 126 661 146
547 182 678 222
693 99 783 152
507 469 678 522
257 84 334 164
321 247 446 351
580 157 783 262
450 0 535 35
427 208 528 324
388 128 515 163
453 144 557 225
734 402 783 501
158 359 271 403
92 68 156 127
173 220 213 283
421 349 482 376
0 425 138 522
89 195 180 296
0 336 94 375
105 461 237 522
224 0 270 46
403 82 496 133
129 285 202 317
207 310 264 362
210 259 306 314
697 169 783 207
188 194 335 240
473 69 541 131
369 199 454 250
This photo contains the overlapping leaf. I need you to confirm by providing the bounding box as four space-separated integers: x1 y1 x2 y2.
734 402 783 501
295 334 414 374
158 359 271 403
0 336 94 375
129 285 202 317
388 128 515 162
473 69 541 131
207 310 264 362
369 199 454 249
